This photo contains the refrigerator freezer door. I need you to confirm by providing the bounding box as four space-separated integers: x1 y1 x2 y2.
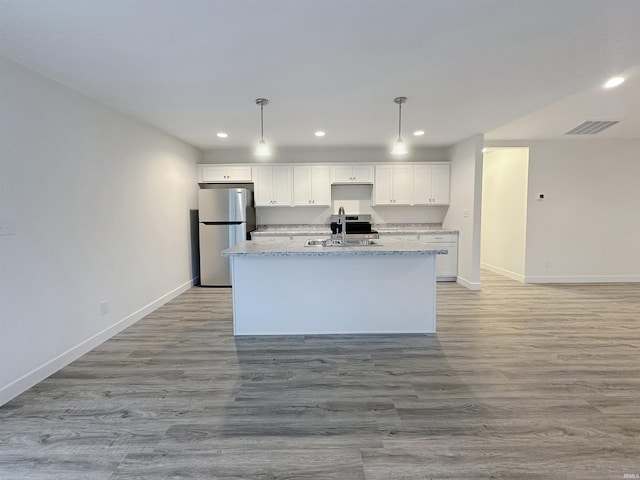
199 223 247 286
198 188 247 223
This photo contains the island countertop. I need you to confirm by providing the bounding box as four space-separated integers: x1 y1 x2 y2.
222 238 447 257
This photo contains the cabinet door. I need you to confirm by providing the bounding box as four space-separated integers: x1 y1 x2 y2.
331 165 353 183
253 166 274 206
436 243 457 280
227 165 252 181
413 165 433 205
374 165 394 205
310 166 331 205
293 166 312 205
392 165 413 205
200 166 228 182
352 165 373 183
272 166 292 206
431 164 450 204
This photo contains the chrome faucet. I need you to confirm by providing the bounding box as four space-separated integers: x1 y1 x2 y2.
337 206 346 244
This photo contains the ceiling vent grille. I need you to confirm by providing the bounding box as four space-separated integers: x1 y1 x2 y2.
565 120 619 135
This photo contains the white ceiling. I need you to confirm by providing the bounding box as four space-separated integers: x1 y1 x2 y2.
1 0 640 150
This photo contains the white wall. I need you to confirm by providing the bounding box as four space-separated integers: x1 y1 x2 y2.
0 57 201 405
444 134 484 290
481 148 529 281
203 145 449 164
522 140 640 282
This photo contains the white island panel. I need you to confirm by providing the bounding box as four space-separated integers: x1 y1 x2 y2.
228 245 438 335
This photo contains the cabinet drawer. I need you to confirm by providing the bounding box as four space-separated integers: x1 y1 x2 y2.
419 233 457 243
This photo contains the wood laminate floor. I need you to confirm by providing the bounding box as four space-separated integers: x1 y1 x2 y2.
1 271 639 479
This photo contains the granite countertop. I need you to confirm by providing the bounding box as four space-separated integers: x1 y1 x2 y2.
375 225 459 235
251 225 331 237
251 223 458 237
223 238 447 257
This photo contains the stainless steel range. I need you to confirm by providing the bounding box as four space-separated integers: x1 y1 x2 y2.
329 213 379 240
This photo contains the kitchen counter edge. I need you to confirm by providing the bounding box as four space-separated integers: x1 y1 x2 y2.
223 238 447 257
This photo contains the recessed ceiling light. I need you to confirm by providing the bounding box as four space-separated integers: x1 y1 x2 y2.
604 76 625 89
216 132 228 138
413 130 425 136
314 131 326 137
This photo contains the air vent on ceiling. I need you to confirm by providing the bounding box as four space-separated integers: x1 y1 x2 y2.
565 120 619 135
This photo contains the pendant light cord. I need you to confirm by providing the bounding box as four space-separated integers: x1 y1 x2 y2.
398 102 402 140
260 104 264 141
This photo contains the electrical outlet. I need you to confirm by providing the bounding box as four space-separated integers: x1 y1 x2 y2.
100 301 109 315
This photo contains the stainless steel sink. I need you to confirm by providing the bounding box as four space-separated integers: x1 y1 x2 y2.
347 239 379 246
304 239 327 246
304 238 380 247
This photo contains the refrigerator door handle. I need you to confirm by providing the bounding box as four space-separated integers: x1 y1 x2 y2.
232 189 247 222
201 221 243 225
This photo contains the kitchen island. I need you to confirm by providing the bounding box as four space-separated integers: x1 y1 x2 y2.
222 238 446 335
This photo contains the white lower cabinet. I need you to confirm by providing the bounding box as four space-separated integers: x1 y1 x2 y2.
419 233 458 281
379 232 457 281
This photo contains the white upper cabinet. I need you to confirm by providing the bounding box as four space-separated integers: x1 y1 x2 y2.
413 164 450 205
198 165 252 183
198 162 449 207
373 165 414 205
253 166 292 207
293 166 331 206
331 165 373 184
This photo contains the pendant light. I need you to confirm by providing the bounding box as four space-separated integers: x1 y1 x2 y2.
254 98 271 157
391 96 408 155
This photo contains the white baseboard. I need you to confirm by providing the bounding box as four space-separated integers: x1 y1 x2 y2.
524 274 640 283
0 279 194 407
481 262 525 282
456 276 481 291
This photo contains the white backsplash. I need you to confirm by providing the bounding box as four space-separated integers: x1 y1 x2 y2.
256 185 448 225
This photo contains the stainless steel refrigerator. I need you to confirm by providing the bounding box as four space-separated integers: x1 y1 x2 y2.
198 188 255 286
